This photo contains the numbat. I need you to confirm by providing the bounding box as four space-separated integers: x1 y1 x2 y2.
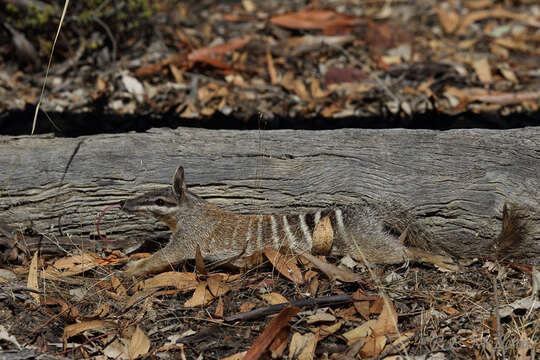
120 167 522 277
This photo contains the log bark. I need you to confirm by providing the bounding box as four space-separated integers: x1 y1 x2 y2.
1 127 539 264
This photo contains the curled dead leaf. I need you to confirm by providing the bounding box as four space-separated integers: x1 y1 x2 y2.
263 248 304 284
312 215 334 255
184 281 214 307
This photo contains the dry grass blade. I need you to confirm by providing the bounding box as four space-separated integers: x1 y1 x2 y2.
27 251 40 303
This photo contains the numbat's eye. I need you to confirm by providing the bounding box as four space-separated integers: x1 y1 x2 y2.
155 199 165 206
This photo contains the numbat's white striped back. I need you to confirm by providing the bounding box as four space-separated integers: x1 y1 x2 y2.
198 204 415 262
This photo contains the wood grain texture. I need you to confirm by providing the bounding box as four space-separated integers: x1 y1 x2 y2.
1 127 539 263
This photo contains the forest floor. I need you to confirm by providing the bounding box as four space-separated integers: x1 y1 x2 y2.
0 0 539 359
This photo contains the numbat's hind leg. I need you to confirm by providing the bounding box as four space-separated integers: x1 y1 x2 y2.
332 204 458 270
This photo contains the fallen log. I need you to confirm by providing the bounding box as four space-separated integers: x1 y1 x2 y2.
1 127 539 264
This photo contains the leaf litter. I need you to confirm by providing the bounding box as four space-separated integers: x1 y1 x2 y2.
1 0 538 125
0 228 535 359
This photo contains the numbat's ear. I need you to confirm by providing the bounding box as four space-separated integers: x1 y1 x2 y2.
172 166 187 201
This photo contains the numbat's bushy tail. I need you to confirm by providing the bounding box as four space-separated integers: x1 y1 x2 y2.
120 166 527 277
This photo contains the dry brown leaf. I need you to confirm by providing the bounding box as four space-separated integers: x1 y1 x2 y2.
188 36 252 62
360 335 387 358
193 55 232 71
210 272 243 283
260 292 289 305
128 326 150 360
439 305 459 316
136 53 188 77
370 297 384 314
304 269 319 282
336 306 363 322
184 281 214 307
102 337 128 358
243 306 299 360
280 71 295 93
266 45 278 85
299 252 361 283
41 297 79 320
63 320 117 343
289 332 317 360
207 276 231 297
473 91 540 105
169 64 184 83
306 312 336 324
459 38 478 49
498 67 518 83
366 21 412 50
342 320 376 344
269 10 356 32
372 297 398 336
27 251 39 303
263 248 304 284
240 301 256 313
110 274 127 297
337 339 365 359
309 276 319 296
312 215 334 255
472 58 492 83
90 303 110 319
445 86 471 111
457 8 540 35
465 0 493 10
315 321 342 338
195 244 208 275
287 35 354 54
136 272 198 292
214 297 224 319
493 37 536 53
41 253 101 279
310 78 326 99
324 67 369 86
354 301 371 320
241 0 255 12
53 253 99 269
269 327 290 358
320 103 341 117
294 80 311 102
436 7 460 34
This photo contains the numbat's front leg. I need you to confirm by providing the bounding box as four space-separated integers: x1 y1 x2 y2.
123 248 179 277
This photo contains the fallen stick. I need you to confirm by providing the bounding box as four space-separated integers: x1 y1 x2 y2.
224 294 353 322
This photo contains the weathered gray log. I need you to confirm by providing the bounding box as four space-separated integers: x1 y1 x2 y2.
1 127 539 264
